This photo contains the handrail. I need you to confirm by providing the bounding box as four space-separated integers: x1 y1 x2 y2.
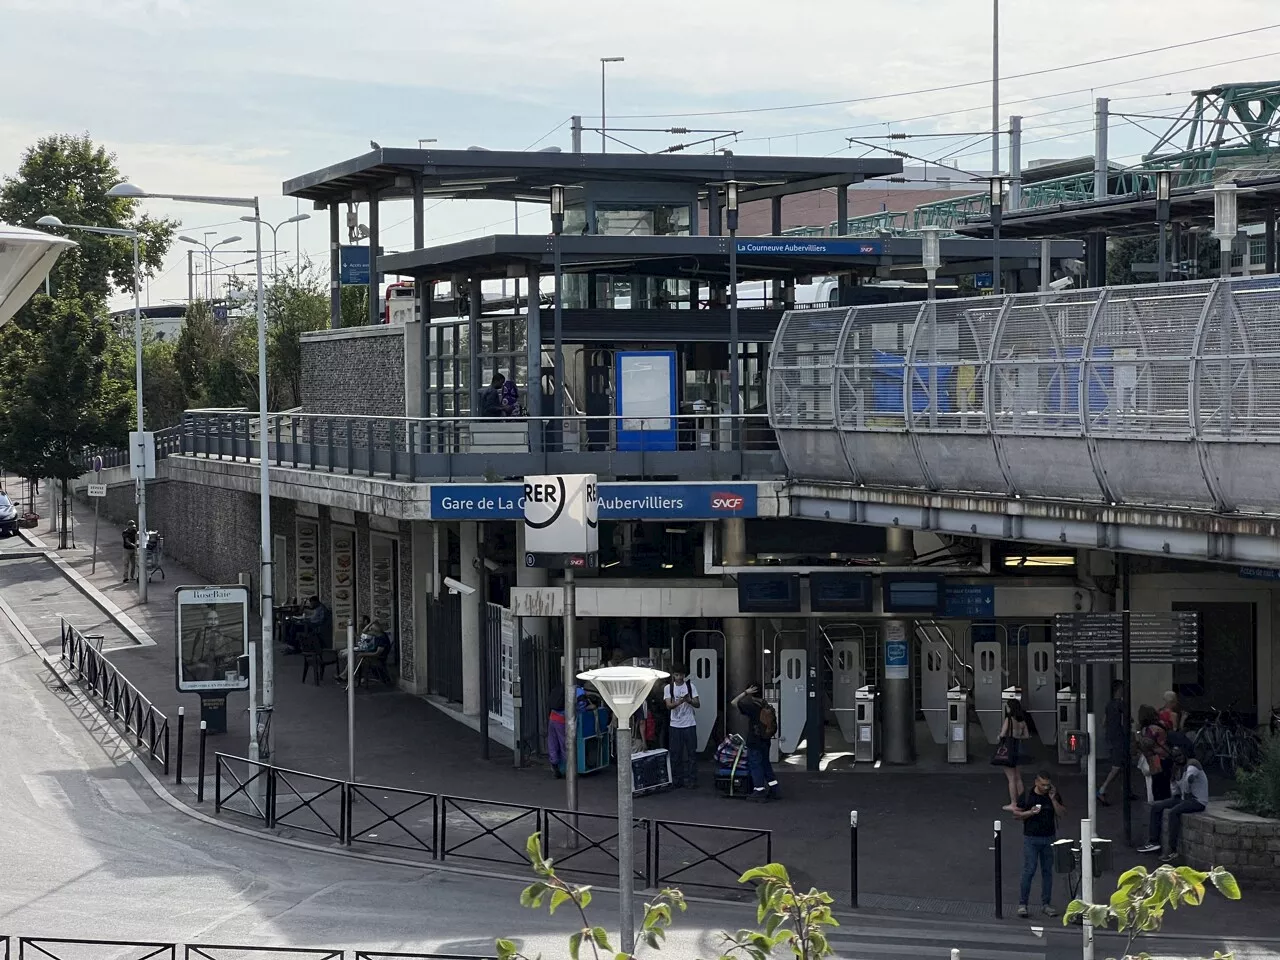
2 937 490 960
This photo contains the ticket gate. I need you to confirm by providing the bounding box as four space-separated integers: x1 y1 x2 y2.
687 645 719 752
854 685 879 762
1023 633 1057 746
829 636 865 745
947 688 970 763
1055 687 1080 765
974 637 1005 743
778 648 807 754
921 633 953 744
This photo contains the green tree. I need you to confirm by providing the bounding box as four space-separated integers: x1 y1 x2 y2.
0 294 131 547
341 284 370 328
264 261 329 409
1107 233 1219 285
0 133 176 303
174 302 256 410
141 338 188 429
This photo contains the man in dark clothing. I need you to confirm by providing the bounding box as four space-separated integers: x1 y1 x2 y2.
1098 680 1128 806
122 521 140 583
1012 770 1067 918
478 374 508 417
731 683 779 801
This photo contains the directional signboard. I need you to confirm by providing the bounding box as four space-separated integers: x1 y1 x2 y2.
1053 612 1200 665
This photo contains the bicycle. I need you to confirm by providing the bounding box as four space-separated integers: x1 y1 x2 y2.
1189 704 1263 778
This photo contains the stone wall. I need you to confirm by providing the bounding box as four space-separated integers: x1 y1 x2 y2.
1181 805 1280 890
300 326 404 417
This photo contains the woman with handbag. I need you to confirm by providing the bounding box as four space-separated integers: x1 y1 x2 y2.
994 697 1031 811
1136 704 1173 802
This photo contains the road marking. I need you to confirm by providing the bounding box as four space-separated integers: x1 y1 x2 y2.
95 777 150 814
21 774 72 809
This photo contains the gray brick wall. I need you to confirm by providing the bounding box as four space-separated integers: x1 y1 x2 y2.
1182 811 1280 889
300 327 404 417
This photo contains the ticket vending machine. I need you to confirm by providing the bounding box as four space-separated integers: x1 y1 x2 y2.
854 685 879 763
947 688 970 763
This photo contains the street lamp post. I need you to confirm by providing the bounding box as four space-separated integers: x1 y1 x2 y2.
725 181 741 435
550 185 566 430
989 177 1004 296
241 214 310 280
1213 181 1239 279
1156 171 1172 283
922 224 942 430
109 181 274 766
36 215 149 602
180 234 242 302
600 57 625 153
578 665 669 954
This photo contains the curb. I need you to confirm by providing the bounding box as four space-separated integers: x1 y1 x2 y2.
18 529 157 647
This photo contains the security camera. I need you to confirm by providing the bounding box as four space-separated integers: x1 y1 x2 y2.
1049 276 1074 291
483 557 501 573
444 576 475 596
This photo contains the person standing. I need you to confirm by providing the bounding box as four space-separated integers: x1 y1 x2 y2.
1139 747 1208 862
732 683 779 802
1097 680 1128 806
1012 770 1067 919
663 666 700 788
121 521 139 583
994 698 1031 811
1137 704 1173 802
547 679 584 779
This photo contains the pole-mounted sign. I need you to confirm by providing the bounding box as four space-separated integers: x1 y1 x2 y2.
175 584 250 734
522 473 599 569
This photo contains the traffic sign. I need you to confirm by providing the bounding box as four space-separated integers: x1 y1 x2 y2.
87 483 107 498
1053 612 1200 664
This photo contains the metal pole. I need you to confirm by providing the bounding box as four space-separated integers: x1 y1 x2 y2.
1081 817 1096 960
571 116 583 153
253 201 275 764
1094 99 1110 201
992 204 1002 297
992 819 1003 918
564 567 577 812
1121 554 1133 846
1220 240 1233 278
553 232 564 420
91 468 100 575
347 618 355 782
850 810 859 908
1040 238 1051 292
728 224 740 420
991 0 999 180
479 522 490 760
176 705 185 785
197 720 207 802
1008 115 1022 211
1084 668 1097 832
617 720 635 953
133 234 148 604
187 250 194 306
1158 219 1169 284
601 61 607 153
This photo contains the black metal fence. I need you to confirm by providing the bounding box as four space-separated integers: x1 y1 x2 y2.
0 938 490 960
60 618 169 773
212 753 768 892
426 596 463 704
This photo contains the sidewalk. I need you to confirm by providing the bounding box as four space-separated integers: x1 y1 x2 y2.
5 508 1277 938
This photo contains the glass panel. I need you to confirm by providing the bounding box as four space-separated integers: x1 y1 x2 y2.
565 205 588 236
481 320 494 354
594 204 691 237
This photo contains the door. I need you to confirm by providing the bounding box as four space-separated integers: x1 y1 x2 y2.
1174 601 1257 720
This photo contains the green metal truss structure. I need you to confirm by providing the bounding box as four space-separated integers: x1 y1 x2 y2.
785 83 1280 240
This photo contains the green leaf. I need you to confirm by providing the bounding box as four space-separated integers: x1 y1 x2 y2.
1085 904 1112 930
1115 866 1149 890
519 882 550 909
591 927 612 951
739 863 790 885
1210 868 1242 901
568 931 583 960
579 888 593 910
549 889 572 915
495 939 518 960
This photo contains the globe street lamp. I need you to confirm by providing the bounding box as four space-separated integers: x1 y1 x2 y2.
577 665 669 954
108 181 274 766
36 215 150 600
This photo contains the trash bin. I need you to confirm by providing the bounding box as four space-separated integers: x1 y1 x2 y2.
854 685 879 763
946 687 969 763
1056 687 1080 765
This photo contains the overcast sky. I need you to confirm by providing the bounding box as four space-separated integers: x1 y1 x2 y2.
2 0 1277 309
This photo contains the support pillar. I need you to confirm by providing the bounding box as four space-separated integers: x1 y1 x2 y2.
1086 233 1107 288
1266 210 1277 275
460 521 481 716
468 275 481 416
368 190 381 326
406 521 435 695
515 522 549 647
722 518 752 737
881 526 915 765
707 188 722 237
526 263 543 424
836 185 850 306
1008 116 1023 211
770 197 784 306
329 204 341 329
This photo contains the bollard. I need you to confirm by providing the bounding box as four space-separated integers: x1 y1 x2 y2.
951 950 960 960
850 810 859 909
175 706 185 785
197 720 208 803
993 819 1003 919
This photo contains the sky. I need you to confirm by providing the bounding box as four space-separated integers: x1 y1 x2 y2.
2 0 1278 310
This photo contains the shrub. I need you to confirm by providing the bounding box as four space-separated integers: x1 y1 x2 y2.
1232 735 1280 819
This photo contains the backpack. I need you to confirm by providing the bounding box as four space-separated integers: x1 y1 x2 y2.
756 702 778 739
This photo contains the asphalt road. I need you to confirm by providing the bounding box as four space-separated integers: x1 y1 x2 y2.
0 594 1272 960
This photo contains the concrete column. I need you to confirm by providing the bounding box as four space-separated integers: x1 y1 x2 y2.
515 523 548 648
881 526 915 765
722 517 752 736
407 520 435 695
329 204 341 329
836 185 850 306
460 520 481 716
404 319 424 419
368 190 381 326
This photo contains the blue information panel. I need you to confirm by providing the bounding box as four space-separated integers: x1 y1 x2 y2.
974 272 994 289
884 622 910 679
430 482 758 521
1238 566 1280 581
943 584 995 617
735 238 883 256
340 245 371 285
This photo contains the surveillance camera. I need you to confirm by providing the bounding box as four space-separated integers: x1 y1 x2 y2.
1049 276 1074 291
444 576 475 596
483 557 501 573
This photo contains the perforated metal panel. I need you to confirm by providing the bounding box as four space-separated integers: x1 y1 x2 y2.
688 648 718 752
778 649 807 754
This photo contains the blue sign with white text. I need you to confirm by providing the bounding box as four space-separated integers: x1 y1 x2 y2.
975 272 994 289
430 482 758 521
340 245 371 285
1238 566 1280 581
944 584 996 617
735 239 883 257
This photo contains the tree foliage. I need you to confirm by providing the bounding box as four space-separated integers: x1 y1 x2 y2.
264 261 329 409
173 302 256 410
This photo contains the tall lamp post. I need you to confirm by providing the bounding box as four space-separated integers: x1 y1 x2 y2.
1213 181 1239 279
36 215 149 601
989 177 1004 296
725 181 741 431
550 184 566 426
600 57 625 153
578 665 669 954
108 181 274 766
922 225 942 429
241 213 310 280
180 234 241 301
1156 171 1172 284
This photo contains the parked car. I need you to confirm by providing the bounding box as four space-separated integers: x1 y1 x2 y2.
0 494 17 537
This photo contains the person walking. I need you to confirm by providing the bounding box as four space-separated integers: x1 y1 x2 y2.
547 679 584 779
1137 704 1173 802
732 684 779 802
1097 680 1128 806
121 521 139 583
1012 770 1067 919
994 697 1031 811
663 665 700 788
1139 747 1208 862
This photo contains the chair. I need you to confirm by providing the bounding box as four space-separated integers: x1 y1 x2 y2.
300 632 339 686
354 643 394 687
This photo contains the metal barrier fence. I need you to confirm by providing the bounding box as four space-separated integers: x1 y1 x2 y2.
60 619 169 773
213 754 768 891
0 938 491 960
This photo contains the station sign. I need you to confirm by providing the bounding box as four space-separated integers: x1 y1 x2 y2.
430 481 759 521
1052 611 1200 665
736 239 883 257
523 473 598 570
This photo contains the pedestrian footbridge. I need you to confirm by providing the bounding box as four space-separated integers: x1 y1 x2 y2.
767 277 1280 562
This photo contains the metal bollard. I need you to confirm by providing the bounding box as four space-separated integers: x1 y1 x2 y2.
175 706 185 785
850 810 859 909
993 820 1003 919
197 720 208 803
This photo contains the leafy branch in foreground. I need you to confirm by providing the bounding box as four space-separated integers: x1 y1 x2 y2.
498 834 839 960
1063 863 1241 960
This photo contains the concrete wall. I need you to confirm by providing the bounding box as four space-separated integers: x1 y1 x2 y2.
300 326 405 417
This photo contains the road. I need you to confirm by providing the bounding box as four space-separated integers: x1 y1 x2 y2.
0 599 1271 960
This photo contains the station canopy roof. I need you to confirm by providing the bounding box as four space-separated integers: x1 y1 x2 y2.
283 147 904 207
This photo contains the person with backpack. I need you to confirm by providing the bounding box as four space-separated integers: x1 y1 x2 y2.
732 683 779 801
663 665 700 788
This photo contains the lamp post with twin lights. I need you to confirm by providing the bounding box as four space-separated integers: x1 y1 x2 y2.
989 176 1004 296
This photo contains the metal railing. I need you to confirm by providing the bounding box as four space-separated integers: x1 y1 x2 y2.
770 276 1280 514
60 619 169 773
174 408 779 482
80 426 183 472
212 754 769 891
0 938 491 960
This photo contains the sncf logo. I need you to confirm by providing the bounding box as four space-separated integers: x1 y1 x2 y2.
710 492 746 512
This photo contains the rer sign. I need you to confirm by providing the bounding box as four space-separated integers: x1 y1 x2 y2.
523 474 599 568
